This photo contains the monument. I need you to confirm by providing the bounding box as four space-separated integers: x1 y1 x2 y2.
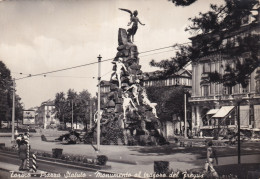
89 9 167 146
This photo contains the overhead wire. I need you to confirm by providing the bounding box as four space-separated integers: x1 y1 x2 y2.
14 41 191 81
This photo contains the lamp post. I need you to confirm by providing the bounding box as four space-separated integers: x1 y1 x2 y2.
11 78 16 142
97 55 102 151
236 100 241 164
184 92 187 139
235 97 242 164
72 99 74 129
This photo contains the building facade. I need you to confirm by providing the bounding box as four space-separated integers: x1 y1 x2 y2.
36 100 60 129
189 15 260 136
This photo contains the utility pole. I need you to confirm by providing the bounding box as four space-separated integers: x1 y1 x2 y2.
89 100 93 129
72 99 74 130
237 102 241 164
97 55 102 151
11 78 16 142
184 92 187 139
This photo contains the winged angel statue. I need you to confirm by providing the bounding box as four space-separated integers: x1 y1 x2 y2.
119 8 145 42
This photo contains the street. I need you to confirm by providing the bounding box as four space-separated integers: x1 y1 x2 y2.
0 153 105 179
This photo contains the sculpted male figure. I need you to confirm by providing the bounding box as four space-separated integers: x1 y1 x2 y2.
141 89 158 118
122 92 137 119
126 82 140 105
115 58 127 88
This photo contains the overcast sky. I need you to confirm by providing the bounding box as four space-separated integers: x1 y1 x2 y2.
0 0 223 109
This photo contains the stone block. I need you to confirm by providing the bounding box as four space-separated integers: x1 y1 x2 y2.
108 92 115 99
112 64 116 71
137 70 142 75
110 84 118 91
130 52 139 59
115 104 123 113
121 76 129 83
122 70 129 76
123 49 130 57
130 64 141 70
117 45 126 51
101 104 105 109
130 45 138 52
106 108 114 113
125 44 132 50
108 100 116 107
118 89 122 98
118 28 128 45
121 83 129 87
115 96 123 104
128 68 137 75
116 51 124 58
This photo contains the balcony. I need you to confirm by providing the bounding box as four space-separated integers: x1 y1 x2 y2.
189 95 217 102
190 93 260 104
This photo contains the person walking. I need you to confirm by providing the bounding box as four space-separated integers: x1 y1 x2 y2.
18 138 29 171
204 140 219 177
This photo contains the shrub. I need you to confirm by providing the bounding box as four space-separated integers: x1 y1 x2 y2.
96 155 108 165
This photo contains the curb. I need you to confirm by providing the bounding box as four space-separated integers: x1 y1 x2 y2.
0 150 111 171
0 152 143 179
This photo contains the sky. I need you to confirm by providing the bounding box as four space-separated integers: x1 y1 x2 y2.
0 0 224 109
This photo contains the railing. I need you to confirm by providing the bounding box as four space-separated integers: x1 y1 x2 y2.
190 92 260 102
189 96 216 102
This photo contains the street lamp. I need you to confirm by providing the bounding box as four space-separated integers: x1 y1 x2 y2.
11 78 16 143
235 97 243 164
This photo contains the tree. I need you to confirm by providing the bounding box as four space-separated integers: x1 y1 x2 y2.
54 92 67 128
0 61 12 127
14 94 24 125
169 0 197 7
0 61 24 128
78 90 91 130
151 0 260 88
54 89 93 130
146 86 191 127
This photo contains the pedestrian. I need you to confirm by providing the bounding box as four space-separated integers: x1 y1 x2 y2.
18 137 30 171
204 140 219 177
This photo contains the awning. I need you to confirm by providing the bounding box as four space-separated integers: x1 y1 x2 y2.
212 106 235 118
207 109 219 115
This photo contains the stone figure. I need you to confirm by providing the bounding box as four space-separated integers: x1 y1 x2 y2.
94 110 103 123
119 8 145 42
126 83 140 105
115 58 127 88
122 92 137 119
141 89 158 118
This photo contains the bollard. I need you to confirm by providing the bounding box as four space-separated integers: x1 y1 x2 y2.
27 125 30 170
32 153 37 172
154 161 169 174
52 148 63 158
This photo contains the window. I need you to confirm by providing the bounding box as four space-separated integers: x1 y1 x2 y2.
202 85 209 97
223 86 232 95
203 63 210 73
242 85 249 93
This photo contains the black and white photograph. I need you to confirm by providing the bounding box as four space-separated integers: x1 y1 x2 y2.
0 0 259 178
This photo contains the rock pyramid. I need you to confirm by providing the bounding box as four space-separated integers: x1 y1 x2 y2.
98 28 167 145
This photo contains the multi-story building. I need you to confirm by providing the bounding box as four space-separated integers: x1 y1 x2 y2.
189 13 260 136
143 67 192 88
36 100 59 129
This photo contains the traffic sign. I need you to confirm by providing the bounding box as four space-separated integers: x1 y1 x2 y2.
23 110 36 125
